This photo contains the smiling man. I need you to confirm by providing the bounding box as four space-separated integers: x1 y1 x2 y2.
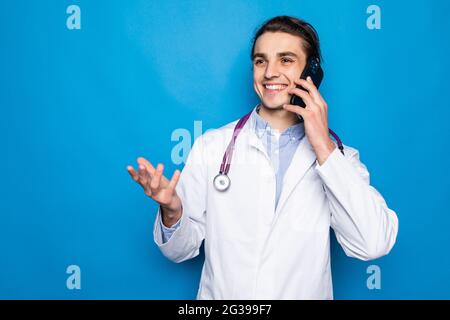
127 16 399 299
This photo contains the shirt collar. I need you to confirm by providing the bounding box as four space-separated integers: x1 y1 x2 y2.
252 104 305 141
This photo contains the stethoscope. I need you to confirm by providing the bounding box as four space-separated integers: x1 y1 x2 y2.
213 107 344 192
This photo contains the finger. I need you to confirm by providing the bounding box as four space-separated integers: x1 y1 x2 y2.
307 76 328 109
283 103 308 119
150 163 164 190
127 165 139 182
294 77 316 94
137 157 156 176
168 169 181 190
287 87 314 107
138 164 150 187
138 157 170 184
294 77 324 106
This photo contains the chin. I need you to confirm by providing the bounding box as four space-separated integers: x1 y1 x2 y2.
264 104 283 110
261 98 288 110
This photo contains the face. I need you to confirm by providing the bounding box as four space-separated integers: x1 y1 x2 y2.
252 32 307 109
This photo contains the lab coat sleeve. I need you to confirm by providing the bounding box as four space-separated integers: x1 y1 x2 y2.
160 217 181 243
315 146 398 261
153 135 207 263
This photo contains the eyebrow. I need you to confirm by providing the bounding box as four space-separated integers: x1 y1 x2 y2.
252 51 298 60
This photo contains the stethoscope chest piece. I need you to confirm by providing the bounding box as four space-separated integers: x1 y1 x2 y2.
213 173 230 192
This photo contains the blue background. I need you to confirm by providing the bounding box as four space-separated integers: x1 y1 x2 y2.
1 0 449 299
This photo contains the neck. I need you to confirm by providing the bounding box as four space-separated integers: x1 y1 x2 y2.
257 104 300 132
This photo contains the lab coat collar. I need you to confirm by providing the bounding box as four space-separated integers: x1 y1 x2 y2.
243 104 268 155
243 104 318 217
253 104 305 142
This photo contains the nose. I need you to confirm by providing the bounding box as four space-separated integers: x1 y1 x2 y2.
264 61 280 79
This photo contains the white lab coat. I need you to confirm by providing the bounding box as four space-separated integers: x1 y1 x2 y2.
153 108 398 300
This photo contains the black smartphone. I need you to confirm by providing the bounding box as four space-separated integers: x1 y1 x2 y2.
290 56 323 121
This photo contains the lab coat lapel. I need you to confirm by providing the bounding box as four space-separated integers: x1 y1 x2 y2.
242 111 317 217
246 130 267 155
274 136 317 217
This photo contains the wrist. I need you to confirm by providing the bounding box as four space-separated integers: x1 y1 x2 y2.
315 138 336 165
161 213 181 228
161 198 182 226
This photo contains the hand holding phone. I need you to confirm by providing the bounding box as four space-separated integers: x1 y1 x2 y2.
290 56 324 121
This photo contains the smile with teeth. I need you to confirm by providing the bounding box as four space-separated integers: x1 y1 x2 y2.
264 84 288 93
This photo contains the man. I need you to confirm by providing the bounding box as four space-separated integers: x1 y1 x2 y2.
127 16 398 299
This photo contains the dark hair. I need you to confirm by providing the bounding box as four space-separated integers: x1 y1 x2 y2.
250 16 322 63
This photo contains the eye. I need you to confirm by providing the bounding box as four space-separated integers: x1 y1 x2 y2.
281 58 294 64
254 59 265 65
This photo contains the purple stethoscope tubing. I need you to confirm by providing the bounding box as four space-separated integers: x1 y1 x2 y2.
219 111 253 175
328 128 344 156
